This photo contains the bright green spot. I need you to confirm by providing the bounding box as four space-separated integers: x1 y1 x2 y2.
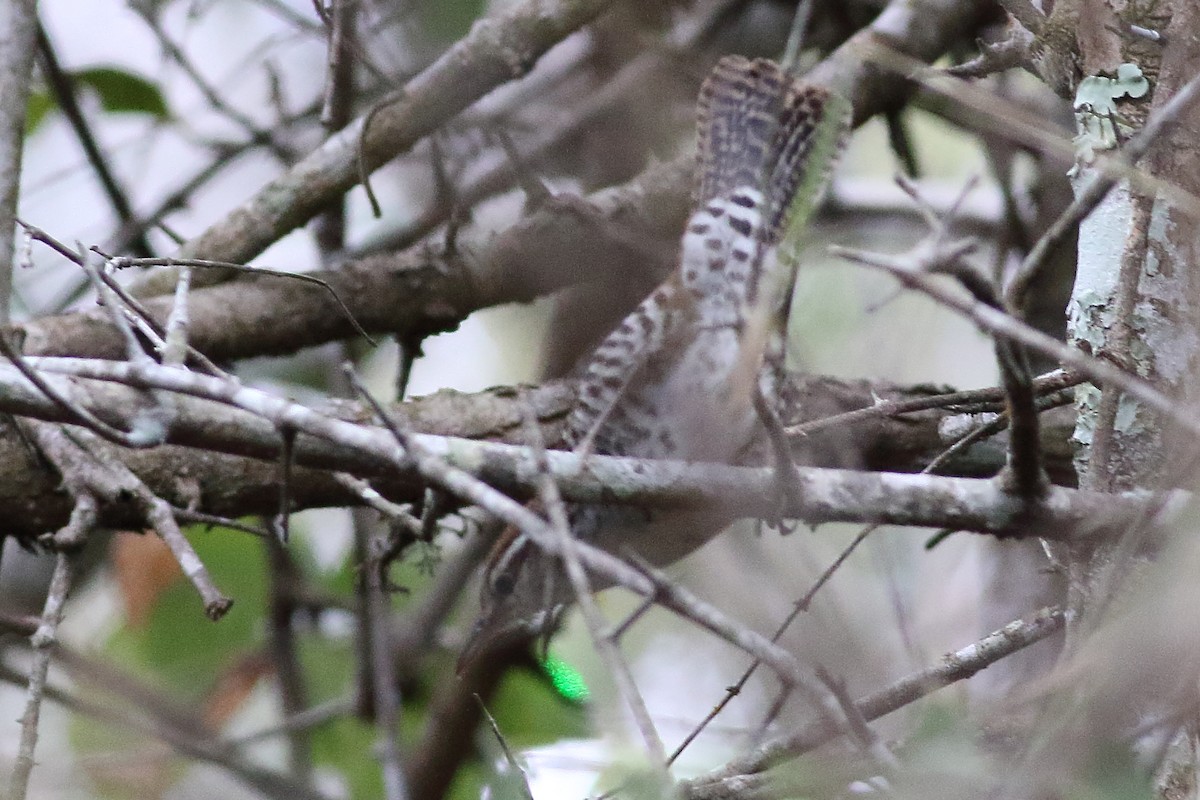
489 662 588 746
543 655 590 703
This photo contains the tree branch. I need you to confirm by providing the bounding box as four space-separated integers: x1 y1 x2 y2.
0 0 38 325
680 606 1067 796
132 0 620 297
0 360 1080 540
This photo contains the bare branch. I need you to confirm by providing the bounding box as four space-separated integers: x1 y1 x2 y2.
13 356 1171 542
833 245 1200 440
8 552 73 800
0 0 38 324
517 390 668 765
133 0 620 296
681 607 1067 795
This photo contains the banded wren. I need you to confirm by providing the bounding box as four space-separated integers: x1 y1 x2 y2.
460 56 850 666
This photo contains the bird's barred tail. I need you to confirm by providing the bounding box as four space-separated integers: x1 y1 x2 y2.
696 56 851 250
687 56 851 404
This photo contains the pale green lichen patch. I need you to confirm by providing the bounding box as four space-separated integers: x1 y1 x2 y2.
1067 294 1117 353
1071 63 1150 171
1114 394 1143 434
1072 384 1102 449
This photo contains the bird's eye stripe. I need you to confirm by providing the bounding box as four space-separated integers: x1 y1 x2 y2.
487 534 530 584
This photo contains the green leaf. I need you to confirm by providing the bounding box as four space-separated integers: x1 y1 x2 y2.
311 714 384 799
418 0 485 40
74 67 170 119
105 526 267 691
488 664 589 748
25 90 54 134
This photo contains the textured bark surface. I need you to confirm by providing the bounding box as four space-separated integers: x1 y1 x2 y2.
0 371 1075 540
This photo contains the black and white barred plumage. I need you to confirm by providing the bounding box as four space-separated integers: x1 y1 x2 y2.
461 57 850 666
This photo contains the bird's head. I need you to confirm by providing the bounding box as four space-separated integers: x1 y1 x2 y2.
457 531 565 673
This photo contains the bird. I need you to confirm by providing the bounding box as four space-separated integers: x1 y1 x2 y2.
459 56 851 668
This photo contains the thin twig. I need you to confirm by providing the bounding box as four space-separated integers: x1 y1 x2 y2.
162 266 193 367
831 246 1200 440
17 221 229 374
624 551 860 756
334 472 424 539
266 536 314 780
0 0 39 326
668 522 877 766
224 696 356 746
81 248 152 365
780 0 815 75
682 607 1066 794
107 254 377 345
674 380 1076 764
171 506 270 538
788 369 1081 436
97 267 229 376
517 388 668 764
814 665 898 772
43 422 232 619
893 175 1047 498
9 552 73 800
752 385 803 531
367 518 411 800
343 367 415 800
475 695 536 800
275 425 296 542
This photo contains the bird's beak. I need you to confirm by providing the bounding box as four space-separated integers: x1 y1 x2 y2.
456 615 497 675
456 607 559 676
